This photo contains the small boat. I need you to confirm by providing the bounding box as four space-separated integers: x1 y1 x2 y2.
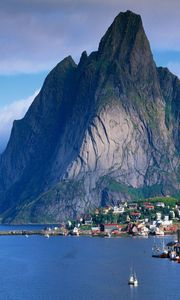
176 257 180 263
72 227 79 236
152 238 168 258
25 234 29 238
169 251 179 261
105 232 111 238
45 234 50 238
128 269 138 286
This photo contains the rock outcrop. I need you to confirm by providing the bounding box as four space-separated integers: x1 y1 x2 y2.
0 11 179 222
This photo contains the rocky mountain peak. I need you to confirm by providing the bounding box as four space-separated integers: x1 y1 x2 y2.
98 10 150 61
96 9 159 102
0 11 179 223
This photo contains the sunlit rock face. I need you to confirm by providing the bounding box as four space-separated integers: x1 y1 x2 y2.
0 11 179 223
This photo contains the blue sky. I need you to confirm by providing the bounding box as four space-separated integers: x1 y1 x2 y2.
0 0 180 152
0 73 46 106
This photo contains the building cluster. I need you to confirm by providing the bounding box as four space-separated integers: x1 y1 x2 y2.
76 198 180 237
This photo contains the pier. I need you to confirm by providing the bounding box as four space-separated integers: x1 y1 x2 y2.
0 229 64 236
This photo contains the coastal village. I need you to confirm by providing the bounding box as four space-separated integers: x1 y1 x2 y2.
4 195 180 238
1 195 180 267
68 196 180 238
1 195 179 238
65 195 180 264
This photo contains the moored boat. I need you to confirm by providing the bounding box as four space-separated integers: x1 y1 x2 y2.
152 238 168 258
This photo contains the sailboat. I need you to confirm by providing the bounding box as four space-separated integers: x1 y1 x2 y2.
160 238 168 258
152 237 168 258
128 269 138 286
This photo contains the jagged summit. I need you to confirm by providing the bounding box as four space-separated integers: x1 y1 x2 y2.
0 11 179 223
97 10 158 100
98 10 147 57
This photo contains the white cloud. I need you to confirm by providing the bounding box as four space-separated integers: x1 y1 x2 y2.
0 90 39 153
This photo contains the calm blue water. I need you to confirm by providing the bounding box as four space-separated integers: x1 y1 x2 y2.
0 233 179 300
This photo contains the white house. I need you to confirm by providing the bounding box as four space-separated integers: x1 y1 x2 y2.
156 212 162 221
113 205 124 214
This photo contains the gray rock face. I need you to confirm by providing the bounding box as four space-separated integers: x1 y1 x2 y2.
0 11 179 222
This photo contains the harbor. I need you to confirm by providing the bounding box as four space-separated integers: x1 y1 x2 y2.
151 229 180 263
0 221 179 238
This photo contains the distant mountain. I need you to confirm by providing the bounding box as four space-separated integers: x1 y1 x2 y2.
0 10 179 223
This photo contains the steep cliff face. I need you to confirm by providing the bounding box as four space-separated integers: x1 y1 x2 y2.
0 11 179 222
0 56 77 209
158 67 180 151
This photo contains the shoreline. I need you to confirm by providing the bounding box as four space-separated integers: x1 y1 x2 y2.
0 229 176 238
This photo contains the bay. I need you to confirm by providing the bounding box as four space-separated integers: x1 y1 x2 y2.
0 232 179 300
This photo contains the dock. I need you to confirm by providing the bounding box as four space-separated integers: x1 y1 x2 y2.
0 230 65 236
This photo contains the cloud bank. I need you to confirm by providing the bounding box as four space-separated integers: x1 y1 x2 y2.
0 0 179 76
0 90 39 153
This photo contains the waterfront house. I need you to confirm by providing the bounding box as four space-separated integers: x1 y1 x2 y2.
163 225 177 233
104 223 122 234
91 226 100 234
137 222 149 235
149 223 164 235
73 227 79 235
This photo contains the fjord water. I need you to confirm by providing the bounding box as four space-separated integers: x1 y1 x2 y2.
0 233 179 300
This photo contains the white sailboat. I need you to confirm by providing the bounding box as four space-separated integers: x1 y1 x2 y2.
152 237 168 258
128 268 138 286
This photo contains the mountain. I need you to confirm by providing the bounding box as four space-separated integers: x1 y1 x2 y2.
0 10 179 223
